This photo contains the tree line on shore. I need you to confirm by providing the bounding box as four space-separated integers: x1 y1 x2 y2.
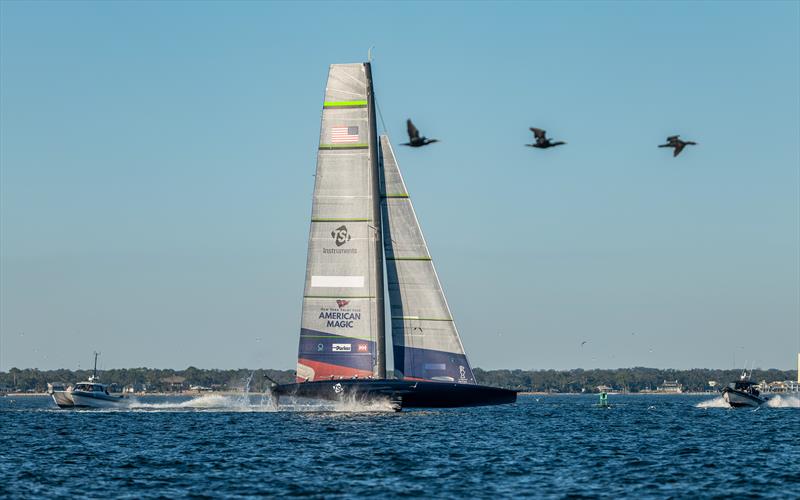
1 366 796 393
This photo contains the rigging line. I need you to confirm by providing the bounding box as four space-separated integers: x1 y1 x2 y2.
375 93 388 135
369 52 389 135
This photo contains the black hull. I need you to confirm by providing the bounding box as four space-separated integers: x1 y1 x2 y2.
273 380 517 409
722 388 766 408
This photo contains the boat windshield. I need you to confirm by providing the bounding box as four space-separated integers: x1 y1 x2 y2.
74 383 106 392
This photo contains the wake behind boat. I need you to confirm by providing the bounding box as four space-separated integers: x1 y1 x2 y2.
270 62 516 410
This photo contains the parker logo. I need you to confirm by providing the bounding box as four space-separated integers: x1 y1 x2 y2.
332 343 352 352
336 299 350 308
331 225 351 247
357 343 368 353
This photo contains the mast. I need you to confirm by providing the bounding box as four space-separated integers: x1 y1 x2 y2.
365 62 386 379
92 351 99 381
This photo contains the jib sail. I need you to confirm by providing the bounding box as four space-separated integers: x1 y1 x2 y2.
379 135 475 384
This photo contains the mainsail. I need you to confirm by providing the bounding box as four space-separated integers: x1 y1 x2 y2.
379 135 476 383
297 63 385 382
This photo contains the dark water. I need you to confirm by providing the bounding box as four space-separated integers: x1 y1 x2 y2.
1 393 798 498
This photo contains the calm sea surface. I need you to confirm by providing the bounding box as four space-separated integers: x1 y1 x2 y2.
1 393 798 498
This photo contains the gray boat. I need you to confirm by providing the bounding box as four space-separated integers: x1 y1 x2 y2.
722 371 767 408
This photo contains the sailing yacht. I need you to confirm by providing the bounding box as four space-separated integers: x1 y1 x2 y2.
271 62 516 409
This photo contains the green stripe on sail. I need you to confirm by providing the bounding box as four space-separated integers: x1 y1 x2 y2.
319 144 369 150
381 193 409 198
304 295 375 299
323 100 367 108
311 218 370 222
392 316 453 322
385 256 432 261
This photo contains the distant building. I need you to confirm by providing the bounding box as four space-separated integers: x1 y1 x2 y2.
757 380 800 393
122 384 146 394
161 376 187 392
656 380 683 393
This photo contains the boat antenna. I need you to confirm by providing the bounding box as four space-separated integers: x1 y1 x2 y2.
92 351 100 381
375 95 388 135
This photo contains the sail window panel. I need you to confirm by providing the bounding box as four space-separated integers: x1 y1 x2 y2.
391 319 464 353
314 154 370 198
324 64 367 102
311 197 371 222
389 286 450 322
379 168 405 197
387 266 444 294
382 205 428 259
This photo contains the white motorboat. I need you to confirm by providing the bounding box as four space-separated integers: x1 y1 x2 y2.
55 352 127 409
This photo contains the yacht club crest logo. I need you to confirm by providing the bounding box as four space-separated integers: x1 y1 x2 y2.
336 299 350 308
331 225 351 246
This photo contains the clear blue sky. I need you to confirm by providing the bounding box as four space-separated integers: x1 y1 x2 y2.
1 1 798 371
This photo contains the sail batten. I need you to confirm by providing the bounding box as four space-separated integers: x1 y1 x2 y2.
379 135 476 384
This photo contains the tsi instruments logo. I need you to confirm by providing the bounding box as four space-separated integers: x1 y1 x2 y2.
323 225 357 255
331 225 351 246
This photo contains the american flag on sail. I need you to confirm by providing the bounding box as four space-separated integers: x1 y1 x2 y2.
331 126 359 143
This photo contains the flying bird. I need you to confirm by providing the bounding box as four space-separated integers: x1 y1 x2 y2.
526 128 566 149
401 119 438 147
658 135 697 157
581 340 588 347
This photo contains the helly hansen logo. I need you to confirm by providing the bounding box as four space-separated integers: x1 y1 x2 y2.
331 225 351 247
